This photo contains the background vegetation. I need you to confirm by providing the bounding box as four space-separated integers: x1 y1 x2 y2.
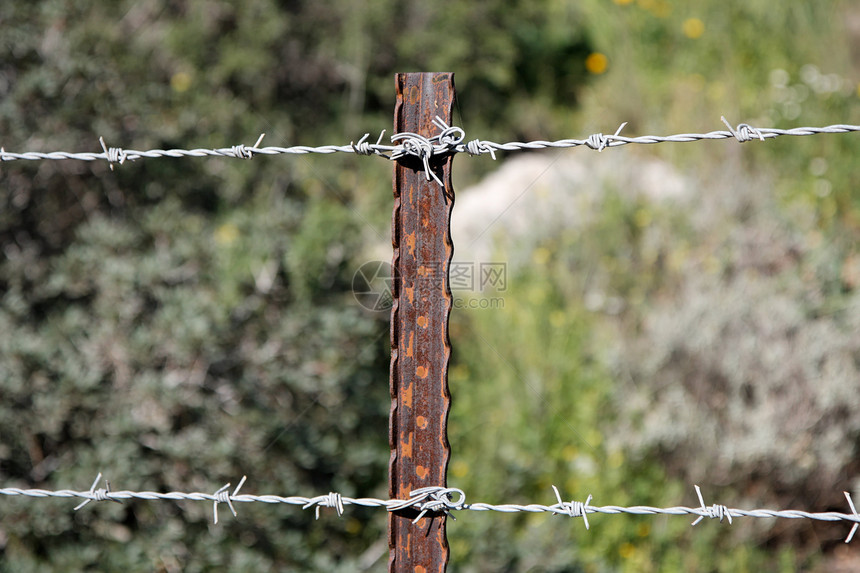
1 0 858 571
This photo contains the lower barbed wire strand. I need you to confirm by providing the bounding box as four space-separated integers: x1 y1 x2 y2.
3 483 859 537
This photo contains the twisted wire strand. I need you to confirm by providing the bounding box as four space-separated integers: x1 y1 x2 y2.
2 479 858 541
1 119 858 167
456 121 860 154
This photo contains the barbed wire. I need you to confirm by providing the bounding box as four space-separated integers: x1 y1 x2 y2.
1 117 858 177
2 476 858 541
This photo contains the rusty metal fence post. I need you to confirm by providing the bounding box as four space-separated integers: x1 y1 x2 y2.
389 72 455 572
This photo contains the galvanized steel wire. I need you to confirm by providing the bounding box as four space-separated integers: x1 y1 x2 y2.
3 115 860 547
1 118 859 169
2 477 858 542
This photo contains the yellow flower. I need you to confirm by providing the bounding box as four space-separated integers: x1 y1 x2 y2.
683 18 705 39
214 222 239 246
585 52 609 75
634 208 651 228
451 460 469 478
532 247 551 265
619 542 636 559
170 71 192 93
651 0 671 18
562 445 578 460
550 310 566 328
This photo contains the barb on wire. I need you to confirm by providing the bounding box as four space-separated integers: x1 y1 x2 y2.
231 134 266 160
721 117 764 142
692 485 732 526
73 472 122 511
3 480 860 540
98 137 127 170
846 492 859 543
584 123 628 152
551 485 591 529
352 130 387 157
303 492 345 520
212 475 246 525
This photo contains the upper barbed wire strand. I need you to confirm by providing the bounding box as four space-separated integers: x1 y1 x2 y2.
1 119 858 166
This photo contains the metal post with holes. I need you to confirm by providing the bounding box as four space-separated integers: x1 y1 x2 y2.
389 72 455 572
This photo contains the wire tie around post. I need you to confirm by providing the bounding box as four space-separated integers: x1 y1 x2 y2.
551 485 591 529
387 487 429 512
74 472 120 510
212 475 246 524
390 131 443 186
721 116 765 142
692 485 732 526
410 487 465 524
845 492 859 543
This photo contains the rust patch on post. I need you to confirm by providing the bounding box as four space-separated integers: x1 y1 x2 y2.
389 72 455 572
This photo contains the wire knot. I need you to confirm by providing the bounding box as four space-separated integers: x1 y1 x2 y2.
585 122 627 152
721 116 765 142
845 491 859 543
74 472 122 510
99 137 127 170
390 116 466 186
303 492 345 519
413 487 466 524
391 131 441 186
551 485 592 529
212 475 246 524
692 485 732 526
232 134 266 159
432 116 465 148
351 131 387 156
389 486 466 524
465 139 497 160
585 133 609 151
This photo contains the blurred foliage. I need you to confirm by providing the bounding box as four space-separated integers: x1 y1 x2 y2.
446 1 860 571
576 0 860 230
1 0 859 571
0 0 598 570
